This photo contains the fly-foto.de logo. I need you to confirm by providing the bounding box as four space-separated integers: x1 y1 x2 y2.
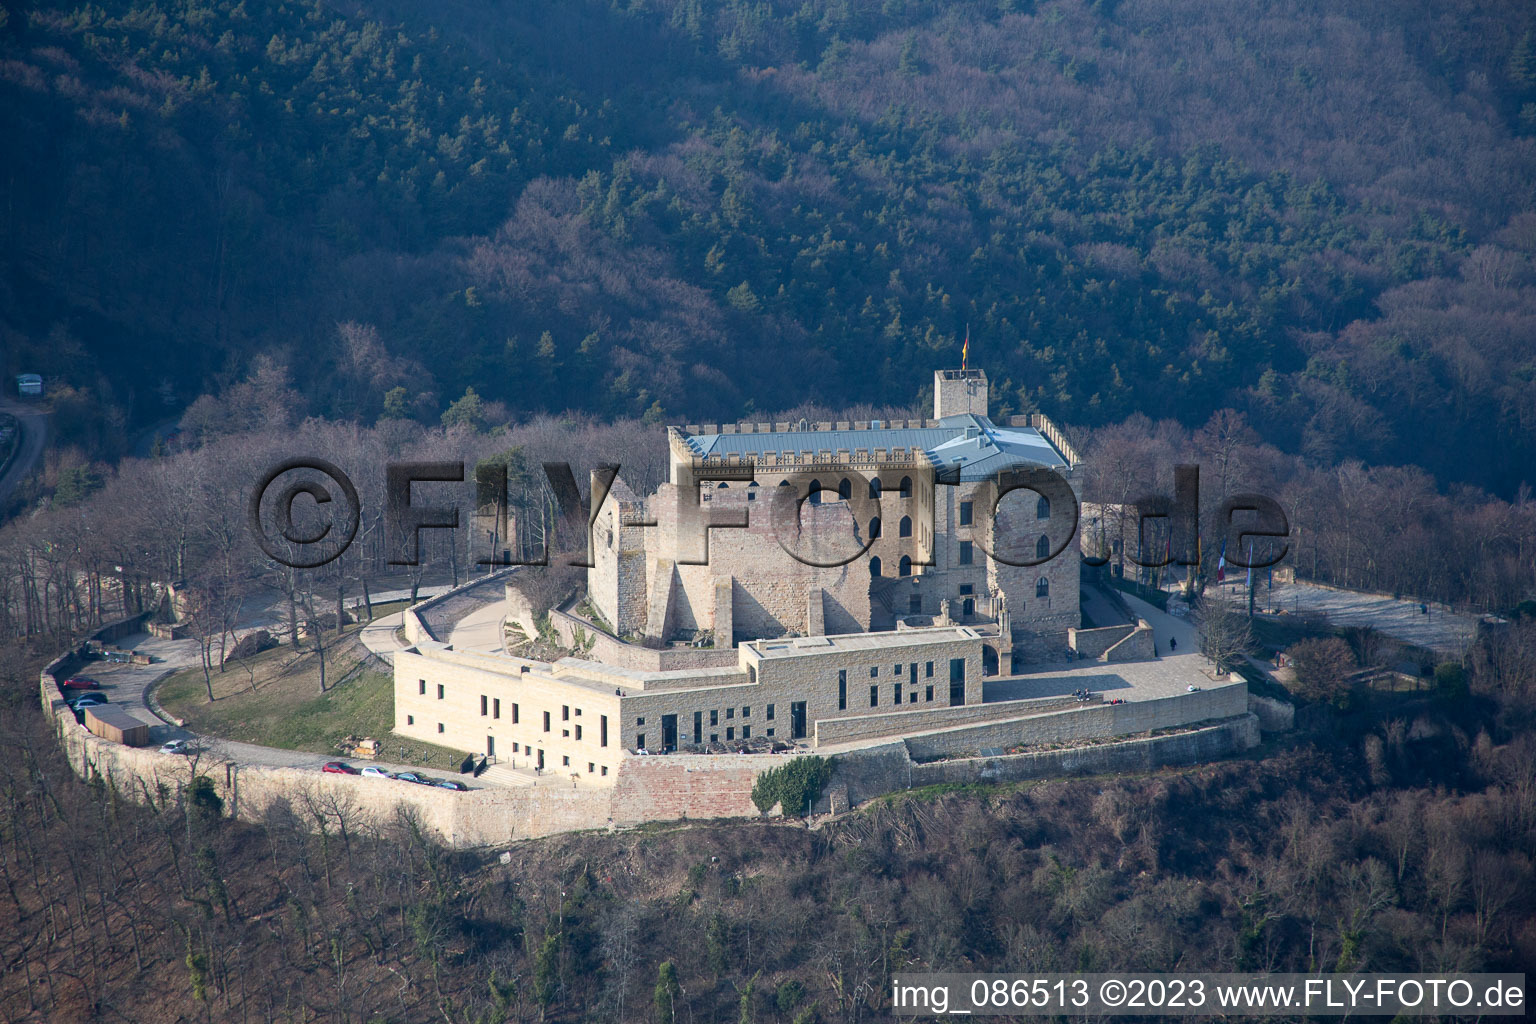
247 458 1290 572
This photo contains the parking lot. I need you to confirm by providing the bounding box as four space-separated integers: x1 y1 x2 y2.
55 630 493 789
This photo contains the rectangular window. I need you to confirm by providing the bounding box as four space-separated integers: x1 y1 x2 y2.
562 729 569 738
742 706 750 718
742 725 751 739
637 734 645 750
588 762 595 773
407 714 414 725
562 755 569 767
513 741 520 752
710 709 719 726
869 685 879 707
437 723 444 733
480 695 488 716
959 501 973 526
637 717 645 726
600 715 608 747
543 711 551 732
512 703 520 724
493 698 501 719
766 728 775 737
959 583 973 595
562 706 570 721
575 724 582 741
959 540 973 565
838 670 846 710
726 708 734 719
693 711 703 744
926 661 934 677
601 766 608 776
894 683 902 704
870 666 878 678
925 685 933 701
766 703 776 720
894 663 902 674
575 708 582 716
418 679 426 695
710 734 718 743
437 684 445 700
726 727 735 740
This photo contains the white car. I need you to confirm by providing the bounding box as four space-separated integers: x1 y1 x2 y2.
360 766 396 779
160 738 194 755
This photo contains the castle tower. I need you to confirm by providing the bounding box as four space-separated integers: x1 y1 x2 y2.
934 368 988 419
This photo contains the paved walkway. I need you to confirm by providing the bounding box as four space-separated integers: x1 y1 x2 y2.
1221 579 1477 655
447 601 507 653
359 612 409 664
1081 584 1132 629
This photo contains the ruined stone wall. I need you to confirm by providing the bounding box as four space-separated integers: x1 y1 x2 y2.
547 607 738 671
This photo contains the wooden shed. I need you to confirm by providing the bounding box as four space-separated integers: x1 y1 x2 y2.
84 706 152 747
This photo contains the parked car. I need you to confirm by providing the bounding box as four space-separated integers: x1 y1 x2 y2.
322 761 360 775
61 676 101 690
66 693 108 709
160 738 195 755
359 766 395 779
395 772 431 785
435 779 468 791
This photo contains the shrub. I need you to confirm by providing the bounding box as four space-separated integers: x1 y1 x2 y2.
751 756 833 816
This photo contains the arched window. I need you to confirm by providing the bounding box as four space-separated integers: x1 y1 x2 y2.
1036 578 1050 598
748 481 759 502
716 481 729 488
899 516 913 538
962 598 975 618
837 478 851 500
869 516 882 539
1036 534 1050 560
1037 495 1051 520
777 479 790 487
868 478 882 499
869 557 882 577
808 478 821 505
899 555 913 577
899 476 913 498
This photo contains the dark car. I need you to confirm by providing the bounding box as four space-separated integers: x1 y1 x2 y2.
322 761 360 775
61 676 101 690
435 779 468 791
395 772 432 785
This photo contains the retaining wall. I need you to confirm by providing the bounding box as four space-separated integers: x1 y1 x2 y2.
910 714 1260 787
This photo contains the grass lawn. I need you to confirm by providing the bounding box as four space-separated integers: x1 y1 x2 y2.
158 616 472 771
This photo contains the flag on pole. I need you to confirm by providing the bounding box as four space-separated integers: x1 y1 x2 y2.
1216 539 1227 584
961 325 969 370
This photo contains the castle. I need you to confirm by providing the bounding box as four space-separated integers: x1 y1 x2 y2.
589 368 1084 672
389 369 1242 795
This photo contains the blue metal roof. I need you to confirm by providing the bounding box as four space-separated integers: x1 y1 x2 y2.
686 415 1067 481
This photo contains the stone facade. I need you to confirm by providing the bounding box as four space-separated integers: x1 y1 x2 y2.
588 369 1085 659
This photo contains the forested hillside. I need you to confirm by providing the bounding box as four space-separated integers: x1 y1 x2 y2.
2 0 1534 493
3 623 1534 1021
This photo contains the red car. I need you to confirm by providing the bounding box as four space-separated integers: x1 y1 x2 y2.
61 676 101 690
322 761 360 775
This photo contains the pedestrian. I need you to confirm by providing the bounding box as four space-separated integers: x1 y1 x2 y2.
1169 636 1178 652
